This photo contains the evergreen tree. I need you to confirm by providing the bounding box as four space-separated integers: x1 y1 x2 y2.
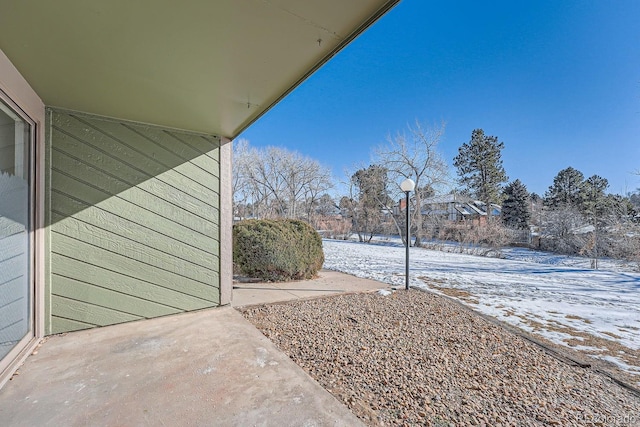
347 165 390 241
544 167 584 208
453 129 508 216
604 194 637 221
579 175 609 223
501 179 531 229
353 165 390 209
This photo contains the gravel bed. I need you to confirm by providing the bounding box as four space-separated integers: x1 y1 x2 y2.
240 290 640 426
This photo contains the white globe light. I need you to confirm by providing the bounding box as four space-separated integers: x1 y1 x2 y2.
400 178 415 192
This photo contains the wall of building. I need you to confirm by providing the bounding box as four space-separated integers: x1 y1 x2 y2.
46 109 222 334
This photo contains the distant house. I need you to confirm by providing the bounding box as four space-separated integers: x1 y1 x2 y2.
0 0 399 388
421 194 501 223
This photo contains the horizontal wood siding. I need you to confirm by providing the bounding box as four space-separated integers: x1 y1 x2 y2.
48 110 221 333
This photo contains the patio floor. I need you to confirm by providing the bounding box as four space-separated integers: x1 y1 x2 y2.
0 271 389 426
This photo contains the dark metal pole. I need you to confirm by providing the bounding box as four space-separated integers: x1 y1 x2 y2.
405 190 410 290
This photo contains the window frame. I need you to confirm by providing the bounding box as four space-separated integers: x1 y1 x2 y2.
0 49 45 390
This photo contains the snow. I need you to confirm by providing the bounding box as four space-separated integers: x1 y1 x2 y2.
323 238 640 383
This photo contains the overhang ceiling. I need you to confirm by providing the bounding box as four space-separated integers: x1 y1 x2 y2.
0 0 398 138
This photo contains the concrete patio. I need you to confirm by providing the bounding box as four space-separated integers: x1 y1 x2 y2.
0 270 390 426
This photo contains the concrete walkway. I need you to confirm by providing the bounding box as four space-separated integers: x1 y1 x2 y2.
0 270 389 426
232 269 391 307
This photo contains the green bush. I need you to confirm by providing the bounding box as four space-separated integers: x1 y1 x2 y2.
233 219 324 281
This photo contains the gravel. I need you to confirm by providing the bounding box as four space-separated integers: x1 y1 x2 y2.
239 289 640 426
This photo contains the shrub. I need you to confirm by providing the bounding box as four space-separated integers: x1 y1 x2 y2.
233 219 324 281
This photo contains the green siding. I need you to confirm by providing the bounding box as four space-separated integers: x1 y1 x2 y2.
47 109 221 333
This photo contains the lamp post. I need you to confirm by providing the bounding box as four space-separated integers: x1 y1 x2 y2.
400 178 415 290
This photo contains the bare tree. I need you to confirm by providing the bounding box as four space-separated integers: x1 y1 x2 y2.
298 160 333 221
232 139 255 220
539 205 589 255
374 121 451 246
606 219 640 270
232 141 333 220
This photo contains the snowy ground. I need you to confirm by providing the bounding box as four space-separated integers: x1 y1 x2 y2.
322 238 640 385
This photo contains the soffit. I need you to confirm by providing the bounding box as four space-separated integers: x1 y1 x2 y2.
0 0 398 138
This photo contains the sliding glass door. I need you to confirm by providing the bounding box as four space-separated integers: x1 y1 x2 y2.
0 97 33 362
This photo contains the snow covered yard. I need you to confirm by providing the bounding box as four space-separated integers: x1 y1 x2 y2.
322 239 640 385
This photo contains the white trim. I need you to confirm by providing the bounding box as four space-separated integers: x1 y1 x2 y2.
0 48 45 390
0 50 44 124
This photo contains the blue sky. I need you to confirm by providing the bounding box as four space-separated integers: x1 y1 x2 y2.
238 0 640 197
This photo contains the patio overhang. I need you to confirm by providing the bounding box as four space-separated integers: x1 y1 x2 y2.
0 0 399 138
